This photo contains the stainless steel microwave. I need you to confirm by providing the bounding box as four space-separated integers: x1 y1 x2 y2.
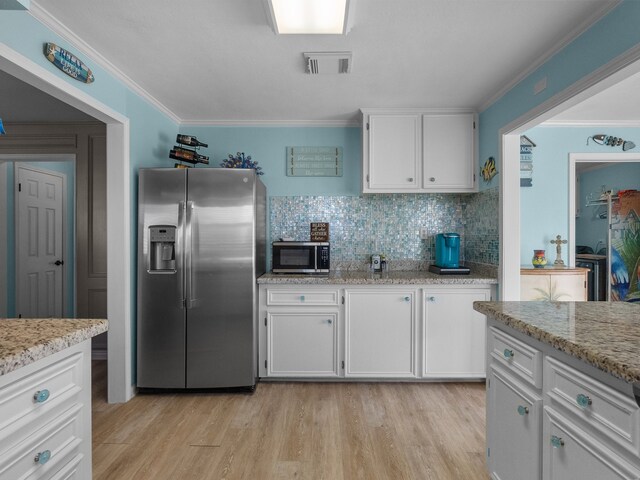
272 241 330 274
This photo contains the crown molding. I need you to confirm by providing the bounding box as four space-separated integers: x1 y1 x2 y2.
479 0 621 113
28 1 181 124
180 118 361 127
541 119 640 127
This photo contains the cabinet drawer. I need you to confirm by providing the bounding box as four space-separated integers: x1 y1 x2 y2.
0 352 83 455
266 289 339 306
543 406 640 480
545 356 640 456
0 403 83 480
488 327 542 388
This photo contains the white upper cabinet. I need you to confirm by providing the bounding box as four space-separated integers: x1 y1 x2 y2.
423 113 476 190
362 109 477 193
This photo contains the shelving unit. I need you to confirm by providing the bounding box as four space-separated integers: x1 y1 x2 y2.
585 190 618 300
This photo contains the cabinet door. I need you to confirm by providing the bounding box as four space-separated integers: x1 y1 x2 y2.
267 312 339 377
543 406 640 480
423 289 489 377
487 365 542 480
423 113 475 191
345 290 416 377
365 114 420 191
520 271 587 301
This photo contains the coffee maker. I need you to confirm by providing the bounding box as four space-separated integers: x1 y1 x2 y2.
429 233 470 274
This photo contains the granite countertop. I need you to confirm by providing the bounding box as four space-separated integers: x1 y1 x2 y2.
0 318 108 376
258 269 498 285
474 301 640 386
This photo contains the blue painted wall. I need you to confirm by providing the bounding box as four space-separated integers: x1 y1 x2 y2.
577 162 640 252
177 126 362 197
520 126 640 265
5 160 75 317
479 2 640 192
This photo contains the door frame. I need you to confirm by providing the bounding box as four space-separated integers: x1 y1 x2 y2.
568 153 640 268
14 161 69 318
0 43 133 402
499 45 640 300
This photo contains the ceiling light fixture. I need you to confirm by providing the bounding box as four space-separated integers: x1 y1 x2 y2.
265 0 356 35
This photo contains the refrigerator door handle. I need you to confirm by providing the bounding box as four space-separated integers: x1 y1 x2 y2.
185 201 195 309
177 201 186 308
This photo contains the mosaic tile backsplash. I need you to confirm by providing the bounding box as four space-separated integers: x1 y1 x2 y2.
270 188 499 269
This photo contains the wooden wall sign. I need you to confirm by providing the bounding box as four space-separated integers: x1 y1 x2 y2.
287 147 343 177
43 43 95 84
310 222 329 242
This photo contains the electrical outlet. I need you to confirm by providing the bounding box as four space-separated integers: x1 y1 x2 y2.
419 228 430 239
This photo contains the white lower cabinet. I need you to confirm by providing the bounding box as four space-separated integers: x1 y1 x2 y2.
266 311 340 377
0 340 91 480
543 406 640 480
487 364 542 480
486 324 640 479
423 288 489 378
344 289 417 377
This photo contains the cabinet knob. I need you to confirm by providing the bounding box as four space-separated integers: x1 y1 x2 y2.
429 177 436 182
408 177 414 182
300 295 305 302
517 405 529 416
550 436 565 449
327 319 332 324
576 393 592 409
503 349 514 359
403 296 411 302
34 450 51 465
427 296 436 302
33 389 50 403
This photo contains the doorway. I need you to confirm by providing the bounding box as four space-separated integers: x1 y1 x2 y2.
0 43 132 402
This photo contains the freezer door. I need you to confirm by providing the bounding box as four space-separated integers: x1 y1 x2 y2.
137 169 187 388
186 169 257 388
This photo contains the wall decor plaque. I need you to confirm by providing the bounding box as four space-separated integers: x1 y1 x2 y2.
287 147 342 177
43 43 95 84
310 222 329 242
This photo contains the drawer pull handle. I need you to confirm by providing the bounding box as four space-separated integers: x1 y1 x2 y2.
34 450 51 465
550 436 564 449
403 296 411 302
33 389 50 403
503 349 515 359
517 405 529 416
576 393 592 409
300 295 305 302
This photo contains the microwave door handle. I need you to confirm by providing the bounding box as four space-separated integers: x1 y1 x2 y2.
314 247 318 271
177 201 186 308
185 201 194 309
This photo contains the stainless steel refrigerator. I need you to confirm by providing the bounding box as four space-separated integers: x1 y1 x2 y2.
137 168 266 389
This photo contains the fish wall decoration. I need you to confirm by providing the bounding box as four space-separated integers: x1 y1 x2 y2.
481 156 498 182
587 134 635 151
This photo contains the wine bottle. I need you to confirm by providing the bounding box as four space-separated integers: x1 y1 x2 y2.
170 147 209 165
176 134 208 148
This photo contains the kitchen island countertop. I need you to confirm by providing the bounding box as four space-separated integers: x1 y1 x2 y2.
0 318 108 376
473 301 640 386
258 269 498 285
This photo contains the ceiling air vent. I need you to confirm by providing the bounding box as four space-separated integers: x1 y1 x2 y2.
304 52 352 74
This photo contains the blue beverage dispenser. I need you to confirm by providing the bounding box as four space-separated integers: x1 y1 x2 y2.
435 233 460 268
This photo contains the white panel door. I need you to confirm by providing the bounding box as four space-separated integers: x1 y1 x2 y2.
423 113 475 191
267 311 339 377
423 288 489 377
367 114 421 191
16 165 64 318
345 289 417 377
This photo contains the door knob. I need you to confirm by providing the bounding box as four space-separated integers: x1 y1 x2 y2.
54 260 64 266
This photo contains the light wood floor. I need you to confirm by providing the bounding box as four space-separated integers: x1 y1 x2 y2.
92 361 489 479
